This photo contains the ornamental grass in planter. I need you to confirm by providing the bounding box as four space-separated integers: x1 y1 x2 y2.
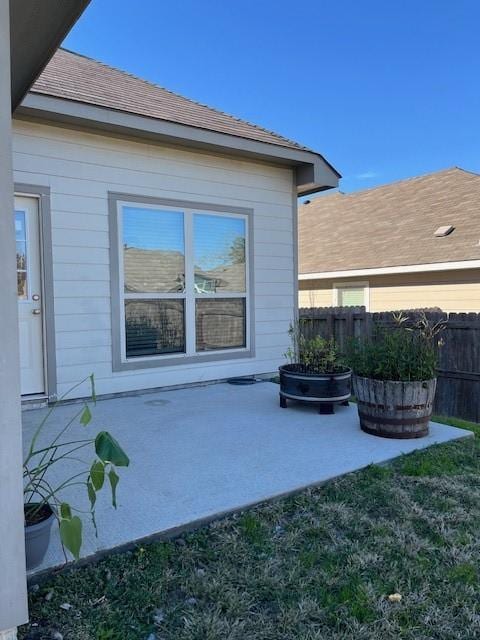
23 375 129 570
348 312 446 438
279 321 351 414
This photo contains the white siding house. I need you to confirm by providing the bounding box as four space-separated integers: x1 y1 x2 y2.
13 49 339 402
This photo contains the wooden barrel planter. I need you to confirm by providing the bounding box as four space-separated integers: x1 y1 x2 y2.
352 375 436 439
279 364 352 414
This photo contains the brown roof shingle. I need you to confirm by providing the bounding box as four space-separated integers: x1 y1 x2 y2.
299 168 480 275
31 48 307 151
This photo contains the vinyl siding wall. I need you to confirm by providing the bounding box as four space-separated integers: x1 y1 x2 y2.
299 269 480 312
12 119 296 399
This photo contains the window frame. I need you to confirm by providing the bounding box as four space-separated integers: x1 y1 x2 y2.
332 280 370 310
109 192 255 372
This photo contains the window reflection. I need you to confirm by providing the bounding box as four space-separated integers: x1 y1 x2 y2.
15 211 26 241
123 207 185 293
125 299 185 357
193 214 246 293
120 203 249 360
15 211 27 299
196 298 246 351
17 272 27 299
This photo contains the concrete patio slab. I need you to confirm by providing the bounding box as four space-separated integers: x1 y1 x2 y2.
22 381 472 575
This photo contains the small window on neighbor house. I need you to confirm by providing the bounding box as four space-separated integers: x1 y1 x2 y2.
334 283 367 308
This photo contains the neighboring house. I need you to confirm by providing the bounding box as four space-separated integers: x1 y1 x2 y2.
12 48 339 402
298 168 480 312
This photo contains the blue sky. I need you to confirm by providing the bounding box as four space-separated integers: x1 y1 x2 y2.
64 0 480 195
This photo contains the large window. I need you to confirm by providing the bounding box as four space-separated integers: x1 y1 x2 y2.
116 198 250 364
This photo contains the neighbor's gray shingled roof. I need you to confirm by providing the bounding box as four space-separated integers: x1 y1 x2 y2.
31 48 307 151
299 168 480 275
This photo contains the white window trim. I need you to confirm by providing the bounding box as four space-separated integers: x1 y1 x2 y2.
332 280 370 310
109 193 255 372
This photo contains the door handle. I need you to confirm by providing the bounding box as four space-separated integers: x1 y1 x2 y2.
32 309 41 315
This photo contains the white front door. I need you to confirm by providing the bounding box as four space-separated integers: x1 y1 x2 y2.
15 196 45 396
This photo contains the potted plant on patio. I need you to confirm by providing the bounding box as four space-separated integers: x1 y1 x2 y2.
348 312 446 438
279 320 352 414
23 375 129 570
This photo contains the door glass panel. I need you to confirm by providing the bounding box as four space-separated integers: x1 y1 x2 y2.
196 298 246 351
15 211 26 240
193 214 246 293
16 241 27 270
125 299 185 357
17 272 27 298
122 206 185 293
15 211 27 299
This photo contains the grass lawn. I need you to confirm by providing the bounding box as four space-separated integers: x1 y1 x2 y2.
20 417 480 640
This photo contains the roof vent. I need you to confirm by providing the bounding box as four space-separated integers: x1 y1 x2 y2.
434 225 455 237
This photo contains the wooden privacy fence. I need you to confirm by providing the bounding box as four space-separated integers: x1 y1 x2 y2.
299 307 480 424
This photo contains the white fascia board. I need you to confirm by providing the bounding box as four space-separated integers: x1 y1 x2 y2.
299 260 480 280
17 93 339 193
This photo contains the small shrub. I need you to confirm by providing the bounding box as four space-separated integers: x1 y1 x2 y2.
347 311 446 381
285 320 346 374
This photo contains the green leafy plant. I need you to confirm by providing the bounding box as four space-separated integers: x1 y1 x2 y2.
23 375 129 560
285 320 347 374
347 311 446 381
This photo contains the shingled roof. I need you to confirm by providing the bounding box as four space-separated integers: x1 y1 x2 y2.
30 48 307 151
299 168 480 275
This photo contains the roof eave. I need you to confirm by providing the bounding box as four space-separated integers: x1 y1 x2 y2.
299 259 480 280
9 0 91 110
296 160 340 196
16 92 340 193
